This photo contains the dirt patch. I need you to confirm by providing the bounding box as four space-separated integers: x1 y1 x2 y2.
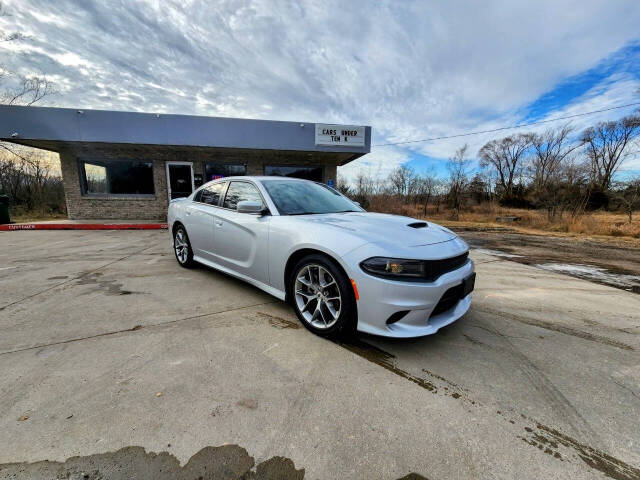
76 271 144 296
518 423 640 480
457 229 640 293
338 338 467 400
237 398 259 410
257 312 301 329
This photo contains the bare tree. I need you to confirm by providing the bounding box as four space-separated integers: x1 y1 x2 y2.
478 133 531 200
0 2 24 43
389 165 416 199
0 2 59 218
447 145 471 220
613 178 640 223
1 76 55 106
527 124 578 190
581 114 640 192
0 2 55 107
414 173 438 216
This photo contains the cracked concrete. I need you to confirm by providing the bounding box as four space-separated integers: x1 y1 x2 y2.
0 230 639 479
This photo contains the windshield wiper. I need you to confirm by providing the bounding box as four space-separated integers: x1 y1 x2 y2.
287 211 317 216
333 210 359 213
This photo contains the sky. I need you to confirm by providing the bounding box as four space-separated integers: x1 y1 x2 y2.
1 0 640 180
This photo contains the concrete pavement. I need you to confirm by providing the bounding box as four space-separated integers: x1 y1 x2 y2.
0 231 638 479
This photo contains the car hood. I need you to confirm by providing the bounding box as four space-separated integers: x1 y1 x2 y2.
287 212 457 247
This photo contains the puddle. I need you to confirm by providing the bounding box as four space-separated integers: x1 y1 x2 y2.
535 263 640 293
0 444 427 479
0 445 303 480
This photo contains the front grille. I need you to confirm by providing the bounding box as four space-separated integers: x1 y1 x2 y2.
430 284 464 318
424 252 469 282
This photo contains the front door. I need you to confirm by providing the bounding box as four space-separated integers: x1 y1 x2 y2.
211 180 270 285
166 162 194 200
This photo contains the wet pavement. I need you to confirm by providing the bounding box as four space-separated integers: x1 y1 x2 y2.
1 230 639 479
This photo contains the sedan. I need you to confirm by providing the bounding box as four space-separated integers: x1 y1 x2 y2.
168 176 475 338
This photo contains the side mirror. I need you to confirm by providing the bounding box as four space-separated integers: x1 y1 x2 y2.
237 200 266 215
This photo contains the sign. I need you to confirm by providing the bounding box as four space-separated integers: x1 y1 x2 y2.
315 124 365 147
327 179 335 188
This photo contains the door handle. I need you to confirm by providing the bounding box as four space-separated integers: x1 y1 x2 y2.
185 210 192 216
215 220 223 227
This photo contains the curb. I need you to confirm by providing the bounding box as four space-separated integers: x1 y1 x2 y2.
0 223 168 231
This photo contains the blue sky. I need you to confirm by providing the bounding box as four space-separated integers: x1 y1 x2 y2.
403 41 640 179
1 0 639 180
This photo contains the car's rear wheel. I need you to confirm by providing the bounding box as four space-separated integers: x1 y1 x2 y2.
289 254 356 338
173 225 195 268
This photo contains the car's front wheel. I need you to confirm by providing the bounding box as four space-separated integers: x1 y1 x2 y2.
173 224 196 268
289 254 357 338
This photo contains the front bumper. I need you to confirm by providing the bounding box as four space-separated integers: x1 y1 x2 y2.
344 241 475 338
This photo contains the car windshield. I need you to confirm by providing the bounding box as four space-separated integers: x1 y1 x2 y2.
261 180 361 215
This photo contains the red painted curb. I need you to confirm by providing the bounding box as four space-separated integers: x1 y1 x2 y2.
0 223 168 231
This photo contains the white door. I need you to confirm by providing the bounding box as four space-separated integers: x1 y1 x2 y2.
212 181 270 284
166 162 194 201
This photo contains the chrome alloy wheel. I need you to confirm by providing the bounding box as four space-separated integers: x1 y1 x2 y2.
174 229 189 264
294 264 342 329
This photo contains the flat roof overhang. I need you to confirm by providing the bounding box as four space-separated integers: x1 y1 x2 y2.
0 105 371 166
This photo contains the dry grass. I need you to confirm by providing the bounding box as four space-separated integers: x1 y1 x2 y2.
9 208 67 223
368 197 640 240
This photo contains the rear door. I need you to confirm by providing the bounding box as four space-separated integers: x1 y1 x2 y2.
187 182 226 260
212 181 270 284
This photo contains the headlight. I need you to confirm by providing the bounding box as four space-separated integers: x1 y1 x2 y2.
360 257 425 278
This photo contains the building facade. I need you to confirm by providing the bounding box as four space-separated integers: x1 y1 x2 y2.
0 106 371 219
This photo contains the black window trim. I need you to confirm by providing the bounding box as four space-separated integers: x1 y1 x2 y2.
221 180 270 214
77 158 156 198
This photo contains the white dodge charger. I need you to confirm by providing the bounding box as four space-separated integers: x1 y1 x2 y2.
168 176 475 338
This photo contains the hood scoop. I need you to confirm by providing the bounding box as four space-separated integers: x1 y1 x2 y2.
407 222 428 229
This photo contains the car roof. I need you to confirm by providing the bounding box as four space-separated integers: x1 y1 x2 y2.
219 176 311 182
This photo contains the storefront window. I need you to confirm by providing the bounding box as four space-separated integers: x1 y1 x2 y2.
79 159 154 195
264 165 323 182
204 163 246 181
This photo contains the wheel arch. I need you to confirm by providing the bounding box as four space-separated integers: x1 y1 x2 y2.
283 247 353 304
172 220 185 234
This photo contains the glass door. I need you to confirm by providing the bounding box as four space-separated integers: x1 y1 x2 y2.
166 162 194 200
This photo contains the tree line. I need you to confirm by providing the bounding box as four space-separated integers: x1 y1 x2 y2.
0 2 64 218
339 113 640 222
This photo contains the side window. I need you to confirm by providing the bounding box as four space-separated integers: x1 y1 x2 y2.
200 182 225 206
223 182 263 210
193 189 203 203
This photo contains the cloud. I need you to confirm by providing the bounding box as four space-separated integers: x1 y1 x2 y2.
1 0 640 178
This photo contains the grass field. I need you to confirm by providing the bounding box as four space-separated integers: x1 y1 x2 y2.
367 198 640 240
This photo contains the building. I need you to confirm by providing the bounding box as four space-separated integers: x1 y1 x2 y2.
0 105 371 220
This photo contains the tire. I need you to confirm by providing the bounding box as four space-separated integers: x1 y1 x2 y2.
288 254 357 338
173 224 196 268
